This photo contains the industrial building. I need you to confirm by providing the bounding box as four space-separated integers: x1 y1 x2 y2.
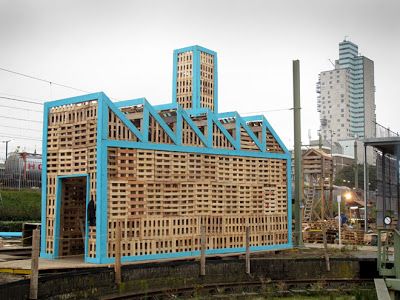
40 46 291 264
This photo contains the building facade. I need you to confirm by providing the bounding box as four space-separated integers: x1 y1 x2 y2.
40 46 292 264
317 40 376 160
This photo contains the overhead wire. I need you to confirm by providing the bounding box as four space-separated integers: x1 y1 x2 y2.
0 96 43 106
0 115 42 123
0 134 42 141
0 91 42 102
0 124 42 132
0 104 42 113
240 107 293 115
0 66 91 94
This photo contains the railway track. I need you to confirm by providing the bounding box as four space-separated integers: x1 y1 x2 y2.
0 247 31 261
102 278 373 300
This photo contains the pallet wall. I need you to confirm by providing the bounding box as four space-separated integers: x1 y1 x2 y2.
106 148 288 257
45 101 98 258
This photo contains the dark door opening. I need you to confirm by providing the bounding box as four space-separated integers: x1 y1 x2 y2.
59 177 87 259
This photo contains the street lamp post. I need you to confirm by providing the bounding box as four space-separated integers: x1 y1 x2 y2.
337 195 342 247
1 140 11 160
354 138 358 189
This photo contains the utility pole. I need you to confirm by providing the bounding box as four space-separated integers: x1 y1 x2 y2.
354 139 358 189
293 60 303 247
363 145 368 232
321 157 325 220
1 140 11 159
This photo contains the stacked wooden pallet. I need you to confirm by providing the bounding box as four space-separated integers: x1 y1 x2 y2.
342 229 365 245
45 101 98 258
106 147 288 257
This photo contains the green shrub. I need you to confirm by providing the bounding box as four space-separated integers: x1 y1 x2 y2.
0 220 25 232
0 189 41 221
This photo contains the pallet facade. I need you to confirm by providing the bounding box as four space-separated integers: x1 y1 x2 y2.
41 46 291 264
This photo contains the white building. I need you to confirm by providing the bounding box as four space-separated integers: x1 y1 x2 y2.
317 40 376 162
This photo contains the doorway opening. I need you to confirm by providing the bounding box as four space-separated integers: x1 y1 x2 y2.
58 176 87 259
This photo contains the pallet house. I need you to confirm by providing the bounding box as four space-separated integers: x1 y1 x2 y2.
40 46 292 263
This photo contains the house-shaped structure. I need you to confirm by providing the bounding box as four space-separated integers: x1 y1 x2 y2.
40 46 292 263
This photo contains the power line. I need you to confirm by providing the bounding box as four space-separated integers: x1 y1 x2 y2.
0 115 42 124
0 66 91 94
0 91 42 102
240 107 293 115
0 104 42 113
0 124 42 132
0 96 43 106
0 134 42 142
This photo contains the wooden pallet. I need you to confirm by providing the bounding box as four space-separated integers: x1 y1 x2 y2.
106 147 288 257
45 101 98 257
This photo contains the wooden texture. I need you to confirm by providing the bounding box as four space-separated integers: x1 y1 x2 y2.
245 226 250 274
200 225 206 276
176 51 194 110
45 101 98 258
29 229 39 300
114 222 122 284
106 147 288 258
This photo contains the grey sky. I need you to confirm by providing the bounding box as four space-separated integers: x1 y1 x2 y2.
0 0 399 156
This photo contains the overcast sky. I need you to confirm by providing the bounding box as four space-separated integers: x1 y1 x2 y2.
0 0 399 157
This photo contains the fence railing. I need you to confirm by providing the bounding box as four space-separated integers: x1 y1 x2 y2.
0 153 41 190
376 122 399 138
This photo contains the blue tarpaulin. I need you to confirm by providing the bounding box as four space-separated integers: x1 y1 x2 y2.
0 232 22 238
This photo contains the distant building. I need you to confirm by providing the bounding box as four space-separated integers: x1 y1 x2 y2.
317 39 376 161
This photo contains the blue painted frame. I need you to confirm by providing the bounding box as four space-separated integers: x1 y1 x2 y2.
40 92 102 260
53 174 90 261
40 102 50 259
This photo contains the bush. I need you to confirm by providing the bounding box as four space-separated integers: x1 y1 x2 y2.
0 189 41 221
0 220 28 232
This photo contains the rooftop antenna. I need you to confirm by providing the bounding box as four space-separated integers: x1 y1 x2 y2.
308 129 312 145
344 35 349 41
328 59 335 68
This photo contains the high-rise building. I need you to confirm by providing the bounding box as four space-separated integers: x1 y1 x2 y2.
172 45 218 113
317 40 376 156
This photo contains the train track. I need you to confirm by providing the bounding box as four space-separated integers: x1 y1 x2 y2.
0 247 32 261
102 278 373 299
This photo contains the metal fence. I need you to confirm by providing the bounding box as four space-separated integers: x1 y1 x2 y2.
0 152 42 190
376 122 399 138
375 151 399 227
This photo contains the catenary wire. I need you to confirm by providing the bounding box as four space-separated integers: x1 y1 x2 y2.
0 104 43 113
0 134 42 141
0 115 42 123
0 91 42 102
0 66 91 94
0 96 43 106
0 124 42 132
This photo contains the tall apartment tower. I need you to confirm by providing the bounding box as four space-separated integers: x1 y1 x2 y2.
317 40 376 152
172 45 218 113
